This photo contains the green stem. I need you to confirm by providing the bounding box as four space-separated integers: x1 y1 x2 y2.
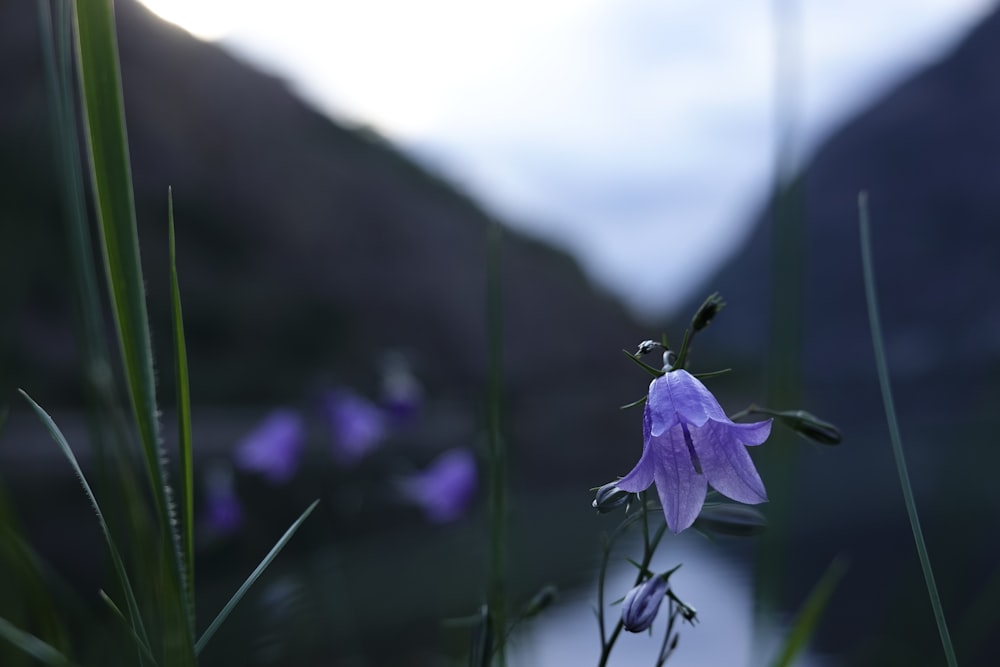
858 192 957 667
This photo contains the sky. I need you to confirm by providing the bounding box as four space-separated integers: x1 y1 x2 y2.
138 0 996 319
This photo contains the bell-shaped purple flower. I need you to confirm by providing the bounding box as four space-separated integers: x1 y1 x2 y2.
398 448 477 523
621 574 670 633
618 369 772 534
233 409 305 484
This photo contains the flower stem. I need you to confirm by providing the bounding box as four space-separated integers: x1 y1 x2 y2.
858 193 957 667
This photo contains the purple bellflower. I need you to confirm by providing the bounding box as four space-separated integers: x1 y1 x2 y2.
233 409 305 484
621 574 670 633
323 388 387 466
618 369 772 534
398 448 477 523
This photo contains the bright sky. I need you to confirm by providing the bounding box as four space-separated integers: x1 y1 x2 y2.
139 0 996 319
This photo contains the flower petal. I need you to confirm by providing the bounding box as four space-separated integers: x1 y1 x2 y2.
693 420 768 504
652 423 708 533
649 371 728 434
645 375 680 436
618 410 655 492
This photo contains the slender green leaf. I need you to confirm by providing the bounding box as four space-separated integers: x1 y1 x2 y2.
621 349 665 377
0 616 72 666
18 390 150 655
859 193 957 666
769 556 847 667
73 1 195 658
99 591 159 667
195 500 320 654
169 190 196 627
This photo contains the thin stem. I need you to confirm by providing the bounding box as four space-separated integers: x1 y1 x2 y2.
858 192 957 667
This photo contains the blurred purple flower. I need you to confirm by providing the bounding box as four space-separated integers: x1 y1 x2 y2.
233 409 305 483
203 462 243 536
618 369 772 533
323 389 387 466
399 448 477 523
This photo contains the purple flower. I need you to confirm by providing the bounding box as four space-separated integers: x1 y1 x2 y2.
203 462 243 536
233 409 305 483
398 448 477 523
621 575 669 633
323 389 387 466
618 369 772 534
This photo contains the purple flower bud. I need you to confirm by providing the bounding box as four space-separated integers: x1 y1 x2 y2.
323 389 387 466
398 448 477 523
233 409 305 484
621 575 669 633
591 482 631 513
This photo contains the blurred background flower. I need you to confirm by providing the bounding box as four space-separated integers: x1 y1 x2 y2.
322 388 388 466
397 448 478 523
233 409 306 483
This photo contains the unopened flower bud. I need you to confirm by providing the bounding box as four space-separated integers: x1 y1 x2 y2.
773 409 841 445
694 502 767 537
691 293 726 332
521 584 558 619
635 340 663 356
621 574 669 633
592 482 631 513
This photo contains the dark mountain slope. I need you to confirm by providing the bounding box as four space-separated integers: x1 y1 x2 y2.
1 0 650 486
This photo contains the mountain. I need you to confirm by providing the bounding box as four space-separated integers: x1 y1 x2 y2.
694 7 1000 665
1 0 651 487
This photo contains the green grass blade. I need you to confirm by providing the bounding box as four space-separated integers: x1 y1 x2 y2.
73 1 195 658
0 617 73 666
858 192 957 666
17 390 150 659
168 190 196 628
768 556 847 667
99 591 159 666
195 500 319 654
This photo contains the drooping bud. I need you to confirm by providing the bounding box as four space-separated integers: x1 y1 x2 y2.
621 574 669 633
520 584 558 619
592 482 632 513
771 409 842 445
691 292 726 332
694 502 767 537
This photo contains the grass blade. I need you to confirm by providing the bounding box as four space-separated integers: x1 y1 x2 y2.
858 192 957 666
73 1 194 657
0 617 72 667
195 500 320 654
17 390 150 659
168 190 196 627
768 556 847 667
99 591 159 666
